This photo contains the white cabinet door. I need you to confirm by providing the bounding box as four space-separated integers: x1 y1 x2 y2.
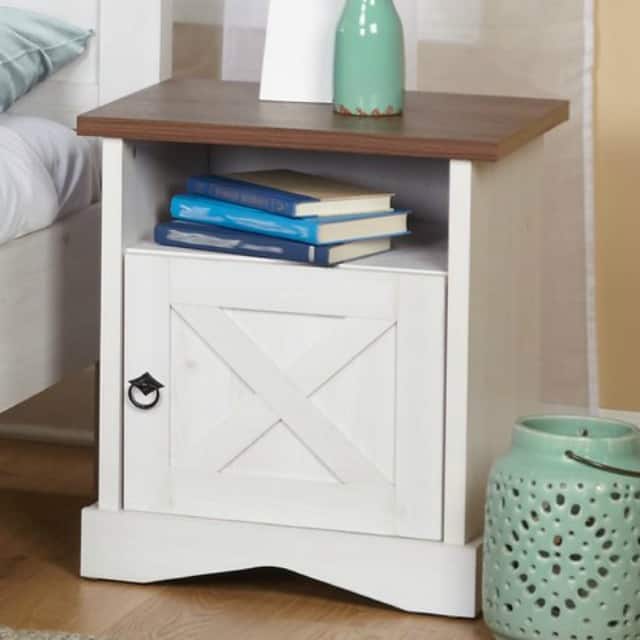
124 252 446 540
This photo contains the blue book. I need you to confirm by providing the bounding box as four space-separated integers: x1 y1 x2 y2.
171 194 409 245
187 170 394 218
154 221 393 267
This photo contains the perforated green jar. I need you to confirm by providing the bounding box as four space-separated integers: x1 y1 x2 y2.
483 416 640 640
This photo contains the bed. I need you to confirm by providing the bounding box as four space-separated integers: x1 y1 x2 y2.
0 0 173 415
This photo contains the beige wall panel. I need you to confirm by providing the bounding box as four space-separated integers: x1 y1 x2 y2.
173 24 223 80
596 0 640 411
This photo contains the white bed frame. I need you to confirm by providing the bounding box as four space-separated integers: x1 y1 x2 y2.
0 0 173 414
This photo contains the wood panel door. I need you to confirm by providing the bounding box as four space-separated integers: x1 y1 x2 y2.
124 252 446 540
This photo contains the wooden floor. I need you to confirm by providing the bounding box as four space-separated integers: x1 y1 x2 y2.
0 438 492 639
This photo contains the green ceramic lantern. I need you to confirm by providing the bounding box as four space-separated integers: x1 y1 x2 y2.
334 0 405 117
483 416 640 640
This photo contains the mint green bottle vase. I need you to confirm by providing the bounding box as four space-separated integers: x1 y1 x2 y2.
483 416 640 640
334 0 405 117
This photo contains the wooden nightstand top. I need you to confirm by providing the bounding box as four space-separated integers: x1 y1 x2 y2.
78 78 568 161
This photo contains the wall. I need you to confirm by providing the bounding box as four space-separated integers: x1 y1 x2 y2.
173 0 223 24
173 22 223 79
172 0 224 79
8 2 639 451
170 0 637 413
595 0 640 411
220 0 269 82
416 2 591 409
167 1 593 411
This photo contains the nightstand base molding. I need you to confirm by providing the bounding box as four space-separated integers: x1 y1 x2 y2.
81 505 482 618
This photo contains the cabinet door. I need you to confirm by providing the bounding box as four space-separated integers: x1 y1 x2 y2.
124 252 446 540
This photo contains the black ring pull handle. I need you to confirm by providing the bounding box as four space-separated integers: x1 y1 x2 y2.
128 372 164 411
565 450 640 479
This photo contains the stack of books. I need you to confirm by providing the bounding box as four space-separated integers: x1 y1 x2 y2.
154 170 410 266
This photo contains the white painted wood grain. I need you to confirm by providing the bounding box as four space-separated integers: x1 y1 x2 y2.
123 255 172 512
88 115 551 611
222 423 338 484
130 235 449 276
443 159 473 546
169 258 399 320
97 139 126 511
171 472 399 535
82 505 481 617
99 140 210 510
176 314 395 478
395 274 446 539
444 139 545 545
0 207 100 414
176 304 388 486
123 252 445 539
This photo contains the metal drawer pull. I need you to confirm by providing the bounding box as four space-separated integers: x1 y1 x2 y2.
128 372 164 410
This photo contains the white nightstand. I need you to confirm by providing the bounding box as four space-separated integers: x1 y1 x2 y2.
77 79 568 617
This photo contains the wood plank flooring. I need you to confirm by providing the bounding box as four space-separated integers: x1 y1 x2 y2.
0 439 492 639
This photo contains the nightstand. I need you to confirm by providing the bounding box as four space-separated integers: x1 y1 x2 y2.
77 79 568 617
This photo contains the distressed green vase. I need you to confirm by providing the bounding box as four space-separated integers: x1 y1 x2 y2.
334 0 405 117
483 416 640 640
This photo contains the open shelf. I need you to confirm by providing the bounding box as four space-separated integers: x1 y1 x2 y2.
127 231 448 277
341 231 447 275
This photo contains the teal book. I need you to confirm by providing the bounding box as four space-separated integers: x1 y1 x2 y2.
170 194 409 245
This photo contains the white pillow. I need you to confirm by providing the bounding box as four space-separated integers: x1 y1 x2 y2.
0 114 100 245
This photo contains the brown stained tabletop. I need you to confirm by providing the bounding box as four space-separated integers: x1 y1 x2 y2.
78 78 568 162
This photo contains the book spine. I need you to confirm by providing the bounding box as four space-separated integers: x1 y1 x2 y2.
187 177 298 217
312 246 332 267
155 223 315 264
171 196 318 244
